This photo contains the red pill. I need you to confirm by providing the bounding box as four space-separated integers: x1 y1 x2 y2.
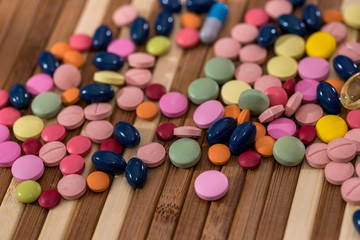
0 107 21 127
283 77 296 96
238 150 261 169
0 89 9 109
176 28 200 48
21 138 43 155
100 139 123 154
156 122 176 141
41 123 66 143
347 109 360 129
297 125 317 145
38 189 61 209
66 136 92 156
59 155 85 175
264 86 288 107
145 83 167 101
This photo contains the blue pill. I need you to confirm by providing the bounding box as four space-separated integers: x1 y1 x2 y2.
277 14 306 36
38 51 59 76
158 0 182 12
92 150 126 175
317 82 341 115
155 10 174 36
92 51 124 71
229 121 256 155
125 157 147 188
200 2 228 44
302 4 322 32
206 117 237 145
9 84 30 109
92 24 112 50
80 83 114 103
130 17 149 44
114 121 141 147
257 24 278 47
186 0 216 13
333 55 360 81
353 209 360 233
289 0 305 7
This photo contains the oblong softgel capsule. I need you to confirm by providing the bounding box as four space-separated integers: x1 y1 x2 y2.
9 83 30 109
277 14 306 36
130 17 149 44
125 157 147 188
159 0 182 12
317 82 341 115
186 0 215 13
206 117 237 145
92 24 112 50
200 2 228 44
302 4 322 31
228 121 256 155
155 10 174 36
38 51 59 76
333 55 360 81
80 83 114 103
92 150 127 175
114 121 141 147
92 51 124 71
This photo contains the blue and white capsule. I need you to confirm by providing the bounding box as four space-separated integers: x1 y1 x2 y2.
200 3 228 44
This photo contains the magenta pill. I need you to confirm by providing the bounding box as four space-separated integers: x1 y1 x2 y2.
69 33 92 51
244 8 269 27
283 77 296 96
264 86 288 107
194 170 228 201
66 136 92 156
125 69 152 88
0 107 21 127
116 86 144 111
193 100 224 129
176 28 199 48
345 129 360 153
26 73 53 96
338 41 360 64
267 118 296 139
41 123 66 143
341 177 360 204
145 83 167 101
258 105 285 123
295 104 323 126
57 174 86 200
0 89 9 109
298 57 329 81
320 22 347 43
85 120 114 144
347 109 360 129
238 150 261 169
107 38 135 59
156 122 176 141
159 92 188 118
325 161 354 185
214 37 241 59
38 189 61 209
100 139 123 154
11 155 44 182
305 143 331 169
285 91 303 117
0 141 21 167
231 23 258 44
21 138 42 155
60 155 85 175
327 138 356 162
84 103 112 121
239 44 267 64
295 79 319 103
127 52 155 68
235 63 262 85
254 75 282 92
137 142 166 168
0 124 10 143
39 141 67 167
297 125 316 146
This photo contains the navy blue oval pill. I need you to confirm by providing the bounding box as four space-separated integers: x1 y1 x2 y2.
9 84 30 109
229 121 256 155
257 24 278 47
130 17 149 44
92 51 124 71
206 117 237 145
125 157 147 188
186 0 216 13
80 83 114 103
38 51 59 76
333 55 360 81
92 150 126 175
277 14 306 36
114 121 141 147
302 4 322 32
158 0 182 12
353 209 360 233
317 82 341 115
155 10 174 36
92 24 112 50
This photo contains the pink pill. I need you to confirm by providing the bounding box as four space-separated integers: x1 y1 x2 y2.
254 75 282 92
264 86 288 107
295 104 323 126
258 105 285 123
338 41 360 64
265 0 293 19
176 28 199 48
107 38 135 59
39 141 67 167
173 126 202 138
347 109 360 129
112 4 138 27
53 64 81 91
84 103 112 121
345 129 360 153
57 174 86 200
327 138 356 162
305 143 331 168
127 52 155 68
11 155 44 182
231 23 258 44
357 163 360 177
267 118 296 139
85 120 113 144
0 141 21 167
116 86 144 111
125 69 152 89
0 124 10 143
66 136 92 156
298 57 329 81
59 155 85 175
195 170 228 201
325 161 354 185
0 89 9 109
235 63 262 85
41 123 66 143
159 92 188 118
295 79 319 103
321 22 347 43
69 33 92 51
214 37 241 59
57 105 85 130
285 91 303 117
244 8 269 27
137 142 166 168
341 177 360 204
193 100 224 129
239 44 267 64
0 107 21 127
26 73 53 96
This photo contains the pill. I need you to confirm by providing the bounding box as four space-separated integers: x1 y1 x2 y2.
87 171 110 192
38 51 59 76
195 170 228 201
137 142 166 167
238 150 261 170
50 42 71 59
229 121 256 155
174 126 202 138
221 80 251 105
193 100 224 129
11 155 44 182
254 75 282 93
258 105 285 123
302 4 322 32
39 141 67 167
337 41 360 64
107 38 135 60
9 83 30 109
114 121 141 147
239 44 267 64
322 9 342 23
341 72 360 109
188 78 219 105
321 22 347 43
186 0 215 13
208 144 230 165
21 138 42 155
116 86 144 111
237 108 250 125
0 107 21 127
268 118 297 140
353 210 360 233
156 122 176 141
204 57 235 84
59 155 85 175
231 23 258 44
325 161 354 185
283 78 296 96
264 0 292 19
92 150 126 175
224 105 240 119
100 139 123 155
200 3 228 44
343 3 360 29
317 82 341 115
257 24 278 47
57 174 86 200
112 4 138 27
13 115 44 141
214 37 240 59
57 105 85 130
333 55 359 81
341 177 360 204
26 73 53 96
0 89 9 109
94 71 125 86
146 36 170 56
0 124 9 143
181 12 201 29
273 136 305 166
297 125 316 146
84 103 112 121
345 129 360 153
92 51 124 71
125 158 148 188
31 92 62 119
69 33 92 51
145 83 167 101
0 141 21 167
267 56 298 80
85 120 114 144
234 63 262 86
63 50 84 68
80 83 114 103
159 92 188 118
128 52 155 68
169 138 201 168
238 89 270 116
295 103 323 126
295 79 319 103
327 137 356 162
176 27 200 49
298 57 329 81
62 88 80 106
244 8 269 27
253 122 266 141
93 24 112 50
277 14 306 36
357 163 360 177
305 143 331 168
306 32 336 59
264 86 288 107
66 135 92 156
125 69 152 88
285 91 303 117
159 0 181 12
255 135 275 157
16 180 41 204
316 115 348 143
136 102 159 121
38 189 61 209
347 110 360 129
155 10 174 36
274 34 305 59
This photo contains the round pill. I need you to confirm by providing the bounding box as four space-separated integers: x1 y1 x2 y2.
264 0 292 19
327 138 356 162
316 115 348 143
235 63 262 85
53 64 81 91
341 177 360 204
146 36 170 56
69 33 92 51
305 32 336 59
193 100 224 129
295 104 323 126
253 122 266 141
128 52 155 68
237 109 250 125
116 86 144 111
31 92 62 119
174 126 202 138
188 78 219 105
50 42 71 59
221 80 251 105
159 92 188 118
284 91 303 117
320 22 347 43
264 86 288 107
295 79 319 103
57 105 84 130
255 135 275 157
145 83 167 101
305 143 331 168
57 174 86 200
16 180 41 204
194 170 228 201
176 28 199 48
0 107 20 127
0 124 10 143
231 23 258 44
87 171 110 192
41 124 66 143
13 115 44 142
208 144 230 165
323 9 342 23
214 37 241 59
254 75 282 93
100 139 123 154
85 120 113 144
267 118 296 140
244 8 269 27
84 103 112 121
325 161 354 185
238 150 261 170
0 141 21 167
38 189 61 209
274 34 305 59
137 142 166 167
258 105 285 123
21 138 42 155
39 141 67 167
298 57 330 81
238 89 270 116
347 110 360 129
357 163 360 177
224 105 240 119
156 122 176 141
343 3 360 29
11 155 44 182
169 138 201 168
0 89 9 108
63 50 84 68
181 12 201 29
107 38 135 59
66 136 92 156
267 56 298 80
60 155 85 175
136 102 158 121
61 88 80 105
239 44 267 64
297 125 316 146
204 57 235 84
124 69 152 89
338 42 360 64
345 129 360 153
273 136 305 166
26 73 53 96
112 4 138 27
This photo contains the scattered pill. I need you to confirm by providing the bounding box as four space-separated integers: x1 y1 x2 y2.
174 126 202 138
345 129 360 153
16 180 41 204
221 80 251 105
245 8 269 27
204 57 235 84
107 38 135 60
267 56 298 80
298 57 329 81
229 121 256 155
234 63 262 86
159 92 188 118
128 52 155 68
13 115 44 141
305 32 336 59
239 44 267 64
57 174 86 200
63 50 84 68
61 88 80 105
274 34 305 59
146 36 171 56
337 41 360 64
195 170 228 201
224 105 240 119
137 142 166 167
214 37 240 59
57 105 85 130
85 120 114 144
239 150 261 170
297 125 316 145
295 103 323 126
206 117 237 146
156 122 176 141
66 136 92 156
258 105 285 123
21 138 42 155
255 135 275 157
181 12 201 29
50 42 71 59
92 150 126 175
94 71 125 86
146 83 167 101
114 121 140 147
305 143 331 168
341 177 360 204
169 138 201 168
231 23 258 44
26 73 53 96
9 83 30 109
116 86 144 111
325 161 354 185
41 123 66 143
39 141 67 167
31 92 62 119
125 69 152 88
327 137 356 162
254 75 282 93
285 91 303 117
84 103 112 121
316 115 348 143
176 28 199 48
60 155 85 175
100 139 123 155
188 78 219 105
125 157 147 188
38 189 61 209
238 89 270 116
208 144 231 165
0 107 21 127
0 141 21 167
87 171 110 192
0 124 10 143
193 100 224 129
112 4 138 27
200 3 228 44
273 136 305 166
11 155 44 182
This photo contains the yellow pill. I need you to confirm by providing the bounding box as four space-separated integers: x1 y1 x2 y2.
13 115 44 141
94 71 124 86
343 3 360 29
221 80 251 105
305 32 336 59
316 115 348 143
267 56 298 81
274 34 305 59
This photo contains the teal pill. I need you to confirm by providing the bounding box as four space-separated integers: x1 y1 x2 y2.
238 89 270 116
204 57 235 84
16 180 42 203
31 92 62 119
273 136 305 166
188 78 219 105
169 138 201 168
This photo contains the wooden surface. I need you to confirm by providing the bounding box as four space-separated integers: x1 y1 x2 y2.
0 0 359 239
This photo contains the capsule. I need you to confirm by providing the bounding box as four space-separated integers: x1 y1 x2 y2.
186 0 216 13
277 14 306 36
317 82 341 115
257 24 278 47
302 4 322 32
131 17 149 44
200 3 228 44
333 55 360 81
155 10 174 36
92 24 112 50
38 51 59 76
158 0 182 13
92 51 124 71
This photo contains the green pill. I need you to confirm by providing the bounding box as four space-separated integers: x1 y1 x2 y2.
238 89 270 116
169 138 201 168
204 57 235 85
188 78 219 105
31 92 62 119
146 36 170 56
16 180 42 203
273 136 305 167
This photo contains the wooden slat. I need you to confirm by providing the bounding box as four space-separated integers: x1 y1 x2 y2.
0 0 20 46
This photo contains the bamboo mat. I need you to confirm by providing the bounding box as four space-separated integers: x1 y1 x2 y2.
0 0 359 239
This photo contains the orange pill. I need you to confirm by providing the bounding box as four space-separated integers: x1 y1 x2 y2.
61 88 80 105
224 105 241 119
87 171 110 192
181 12 202 29
255 135 275 157
136 102 158 120
63 50 84 68
237 108 250 125
208 144 231 165
253 122 266 141
50 42 71 59
322 9 343 23
325 79 344 95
